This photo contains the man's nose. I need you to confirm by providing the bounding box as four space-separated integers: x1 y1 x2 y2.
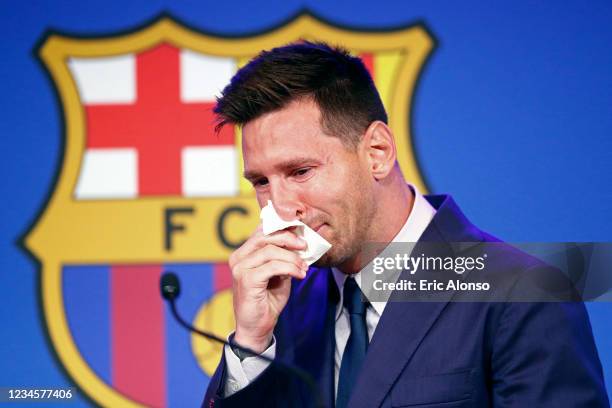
269 183 304 221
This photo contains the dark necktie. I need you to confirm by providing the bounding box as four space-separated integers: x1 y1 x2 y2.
336 277 369 408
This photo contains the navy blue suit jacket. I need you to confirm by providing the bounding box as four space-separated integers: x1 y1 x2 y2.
204 195 609 407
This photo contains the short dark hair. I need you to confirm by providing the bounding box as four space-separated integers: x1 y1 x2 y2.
214 41 388 148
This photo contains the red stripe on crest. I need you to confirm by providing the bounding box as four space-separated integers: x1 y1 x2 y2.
213 263 232 291
111 265 166 407
360 53 375 81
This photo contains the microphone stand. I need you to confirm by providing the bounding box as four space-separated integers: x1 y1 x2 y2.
162 274 325 408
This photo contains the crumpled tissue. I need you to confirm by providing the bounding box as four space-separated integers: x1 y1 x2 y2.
260 200 332 265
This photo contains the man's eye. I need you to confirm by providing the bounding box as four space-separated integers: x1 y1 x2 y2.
293 168 311 177
252 178 269 187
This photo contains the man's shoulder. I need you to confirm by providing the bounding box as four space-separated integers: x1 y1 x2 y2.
424 194 573 300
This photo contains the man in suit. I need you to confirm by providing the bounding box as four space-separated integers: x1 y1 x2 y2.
203 42 609 407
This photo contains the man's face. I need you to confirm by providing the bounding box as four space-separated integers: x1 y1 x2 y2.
242 99 376 268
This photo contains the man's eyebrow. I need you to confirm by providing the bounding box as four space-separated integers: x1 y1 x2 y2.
243 170 262 181
243 157 319 180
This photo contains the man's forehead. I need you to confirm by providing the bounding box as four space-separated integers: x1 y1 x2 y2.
243 98 322 135
242 124 326 164
240 98 350 177
242 104 325 154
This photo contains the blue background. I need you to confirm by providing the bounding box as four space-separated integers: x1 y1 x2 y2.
1 0 610 406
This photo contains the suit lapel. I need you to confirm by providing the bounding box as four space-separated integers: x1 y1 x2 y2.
286 267 338 408
348 195 484 408
317 272 338 408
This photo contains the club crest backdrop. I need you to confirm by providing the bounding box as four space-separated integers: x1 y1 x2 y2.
1 2 611 407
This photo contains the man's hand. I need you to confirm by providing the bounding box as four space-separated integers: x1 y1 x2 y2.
230 226 308 354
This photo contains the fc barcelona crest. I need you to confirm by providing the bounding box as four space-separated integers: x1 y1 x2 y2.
25 14 433 407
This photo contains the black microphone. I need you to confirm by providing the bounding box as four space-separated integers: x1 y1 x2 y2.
160 272 325 408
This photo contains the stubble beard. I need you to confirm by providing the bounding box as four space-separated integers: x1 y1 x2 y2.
313 190 376 272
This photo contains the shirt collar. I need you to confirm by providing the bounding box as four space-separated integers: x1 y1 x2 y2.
331 184 436 317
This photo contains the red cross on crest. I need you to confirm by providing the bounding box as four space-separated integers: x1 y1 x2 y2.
73 43 237 198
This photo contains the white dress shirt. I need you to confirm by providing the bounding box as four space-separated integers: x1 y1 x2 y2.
223 185 436 397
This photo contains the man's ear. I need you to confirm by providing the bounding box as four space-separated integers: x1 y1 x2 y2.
361 121 397 180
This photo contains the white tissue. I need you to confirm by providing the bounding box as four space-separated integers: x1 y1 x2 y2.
260 200 332 265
